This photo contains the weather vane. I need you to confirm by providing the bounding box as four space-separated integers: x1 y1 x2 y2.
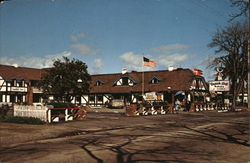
216 67 223 81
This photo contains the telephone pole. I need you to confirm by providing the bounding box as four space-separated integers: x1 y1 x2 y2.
248 38 250 109
248 3 250 109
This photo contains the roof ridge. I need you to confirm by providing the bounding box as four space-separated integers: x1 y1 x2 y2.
91 68 191 76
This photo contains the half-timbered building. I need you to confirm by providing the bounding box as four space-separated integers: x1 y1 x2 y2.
0 65 44 105
0 64 209 107
87 68 209 107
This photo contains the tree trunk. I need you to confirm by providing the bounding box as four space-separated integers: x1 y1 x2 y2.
231 78 236 110
241 82 244 105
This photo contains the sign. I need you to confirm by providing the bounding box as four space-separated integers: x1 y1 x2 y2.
144 92 157 101
10 87 26 92
209 81 230 92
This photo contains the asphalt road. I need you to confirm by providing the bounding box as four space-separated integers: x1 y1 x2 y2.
0 110 249 163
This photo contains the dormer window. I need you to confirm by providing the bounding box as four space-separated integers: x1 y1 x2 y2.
122 77 129 85
114 76 136 86
96 80 104 86
150 76 160 84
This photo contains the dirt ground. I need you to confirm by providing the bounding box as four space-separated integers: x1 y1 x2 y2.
0 109 249 163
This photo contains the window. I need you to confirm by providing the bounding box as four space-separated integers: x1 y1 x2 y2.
10 95 16 103
76 96 81 104
33 94 41 103
150 77 160 84
0 94 2 102
89 95 95 102
17 95 23 103
122 77 129 85
97 96 103 102
96 80 104 86
31 80 38 86
114 76 135 86
11 80 16 86
18 80 24 87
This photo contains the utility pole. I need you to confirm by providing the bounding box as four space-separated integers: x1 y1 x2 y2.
248 39 250 109
248 3 250 109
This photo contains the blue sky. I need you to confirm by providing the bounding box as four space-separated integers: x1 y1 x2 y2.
0 0 238 80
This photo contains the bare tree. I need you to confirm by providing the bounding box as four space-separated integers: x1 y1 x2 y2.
230 0 250 21
230 0 250 108
208 21 249 109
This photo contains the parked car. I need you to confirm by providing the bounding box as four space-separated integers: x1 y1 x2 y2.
107 99 124 109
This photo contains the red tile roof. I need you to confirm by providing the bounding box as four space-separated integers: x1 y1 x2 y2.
90 69 197 93
0 64 45 81
0 64 204 93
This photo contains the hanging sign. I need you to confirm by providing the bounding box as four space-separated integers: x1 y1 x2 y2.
209 81 230 92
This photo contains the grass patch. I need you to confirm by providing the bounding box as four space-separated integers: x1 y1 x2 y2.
2 116 45 125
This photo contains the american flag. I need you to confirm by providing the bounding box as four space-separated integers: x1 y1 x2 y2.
143 57 156 68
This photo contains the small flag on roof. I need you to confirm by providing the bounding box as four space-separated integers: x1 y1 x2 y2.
143 57 156 68
193 68 203 76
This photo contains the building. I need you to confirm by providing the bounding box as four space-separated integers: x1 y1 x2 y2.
0 64 209 107
88 68 209 107
0 65 44 105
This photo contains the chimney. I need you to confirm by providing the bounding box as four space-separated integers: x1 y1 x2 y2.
122 68 127 74
168 66 174 71
12 64 18 68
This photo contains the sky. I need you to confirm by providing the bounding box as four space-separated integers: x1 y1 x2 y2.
0 0 240 80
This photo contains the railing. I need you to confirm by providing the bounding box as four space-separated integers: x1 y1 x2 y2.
190 103 231 112
126 101 173 116
47 107 87 123
126 101 233 116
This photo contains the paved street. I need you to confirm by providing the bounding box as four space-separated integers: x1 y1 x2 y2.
0 110 249 163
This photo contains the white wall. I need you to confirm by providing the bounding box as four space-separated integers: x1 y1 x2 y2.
14 105 49 122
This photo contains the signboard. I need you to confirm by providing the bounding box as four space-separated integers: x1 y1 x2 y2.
144 92 157 101
209 81 230 92
10 87 26 92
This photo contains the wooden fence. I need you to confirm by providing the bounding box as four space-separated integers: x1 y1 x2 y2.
13 105 87 123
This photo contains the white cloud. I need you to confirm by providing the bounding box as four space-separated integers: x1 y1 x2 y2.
151 44 189 55
93 58 103 74
71 32 85 42
157 53 189 68
0 51 71 68
70 43 97 56
120 52 153 71
150 43 192 68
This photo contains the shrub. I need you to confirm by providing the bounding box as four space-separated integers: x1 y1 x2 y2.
0 105 11 119
2 116 45 125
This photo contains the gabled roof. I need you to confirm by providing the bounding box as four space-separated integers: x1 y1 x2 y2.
90 69 200 93
113 75 137 85
0 65 46 81
0 64 207 94
149 76 161 83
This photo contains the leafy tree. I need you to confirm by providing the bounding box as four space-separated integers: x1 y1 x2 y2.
208 21 249 108
39 57 91 104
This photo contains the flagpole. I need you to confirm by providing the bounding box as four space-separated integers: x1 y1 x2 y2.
142 55 144 99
